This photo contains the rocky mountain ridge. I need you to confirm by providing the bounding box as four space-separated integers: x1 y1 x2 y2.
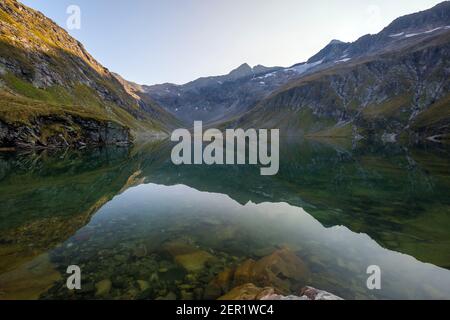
234 22 450 142
143 1 450 141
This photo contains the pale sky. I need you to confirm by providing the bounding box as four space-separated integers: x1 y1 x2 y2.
20 0 444 85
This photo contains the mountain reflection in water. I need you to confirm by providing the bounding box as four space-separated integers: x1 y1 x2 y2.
0 139 449 300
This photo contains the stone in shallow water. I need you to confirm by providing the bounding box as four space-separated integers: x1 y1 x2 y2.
156 292 177 300
162 241 216 272
133 244 148 258
180 290 194 300
218 283 276 300
175 251 216 272
95 279 112 297
204 268 235 299
137 280 150 292
233 259 256 284
207 247 310 297
219 284 342 301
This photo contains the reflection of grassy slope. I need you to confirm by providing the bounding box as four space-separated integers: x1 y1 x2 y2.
0 147 140 277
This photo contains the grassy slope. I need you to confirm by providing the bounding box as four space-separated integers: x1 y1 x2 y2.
0 0 177 137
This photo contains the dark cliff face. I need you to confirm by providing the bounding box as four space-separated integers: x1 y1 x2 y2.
0 116 132 149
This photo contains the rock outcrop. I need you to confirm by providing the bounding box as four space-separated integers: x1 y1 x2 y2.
218 284 343 301
205 247 310 299
234 3 450 142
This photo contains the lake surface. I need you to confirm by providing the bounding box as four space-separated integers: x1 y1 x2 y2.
1 139 450 300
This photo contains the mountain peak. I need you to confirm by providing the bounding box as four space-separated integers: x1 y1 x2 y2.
329 39 344 45
228 63 253 79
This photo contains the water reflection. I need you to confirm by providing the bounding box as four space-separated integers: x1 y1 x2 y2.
0 139 449 300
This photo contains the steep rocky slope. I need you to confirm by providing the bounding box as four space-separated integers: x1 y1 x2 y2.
0 0 179 149
232 2 450 143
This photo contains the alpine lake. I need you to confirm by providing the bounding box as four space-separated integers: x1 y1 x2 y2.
1 137 450 300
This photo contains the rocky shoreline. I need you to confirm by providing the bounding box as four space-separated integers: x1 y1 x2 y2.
0 116 132 150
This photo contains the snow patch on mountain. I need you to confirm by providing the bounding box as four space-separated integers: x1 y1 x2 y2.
389 32 405 37
336 58 351 63
285 59 324 75
404 25 450 38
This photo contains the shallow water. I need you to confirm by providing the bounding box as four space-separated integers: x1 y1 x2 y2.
0 139 449 300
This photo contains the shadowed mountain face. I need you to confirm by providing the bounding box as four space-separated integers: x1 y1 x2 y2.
144 2 450 143
0 0 179 149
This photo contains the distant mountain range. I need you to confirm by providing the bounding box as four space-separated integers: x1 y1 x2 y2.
0 0 449 148
143 63 284 123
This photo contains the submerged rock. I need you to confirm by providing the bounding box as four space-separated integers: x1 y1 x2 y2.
218 283 277 300
133 244 148 258
162 241 216 272
251 247 310 292
95 279 112 297
204 268 234 299
156 292 177 300
299 286 343 300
